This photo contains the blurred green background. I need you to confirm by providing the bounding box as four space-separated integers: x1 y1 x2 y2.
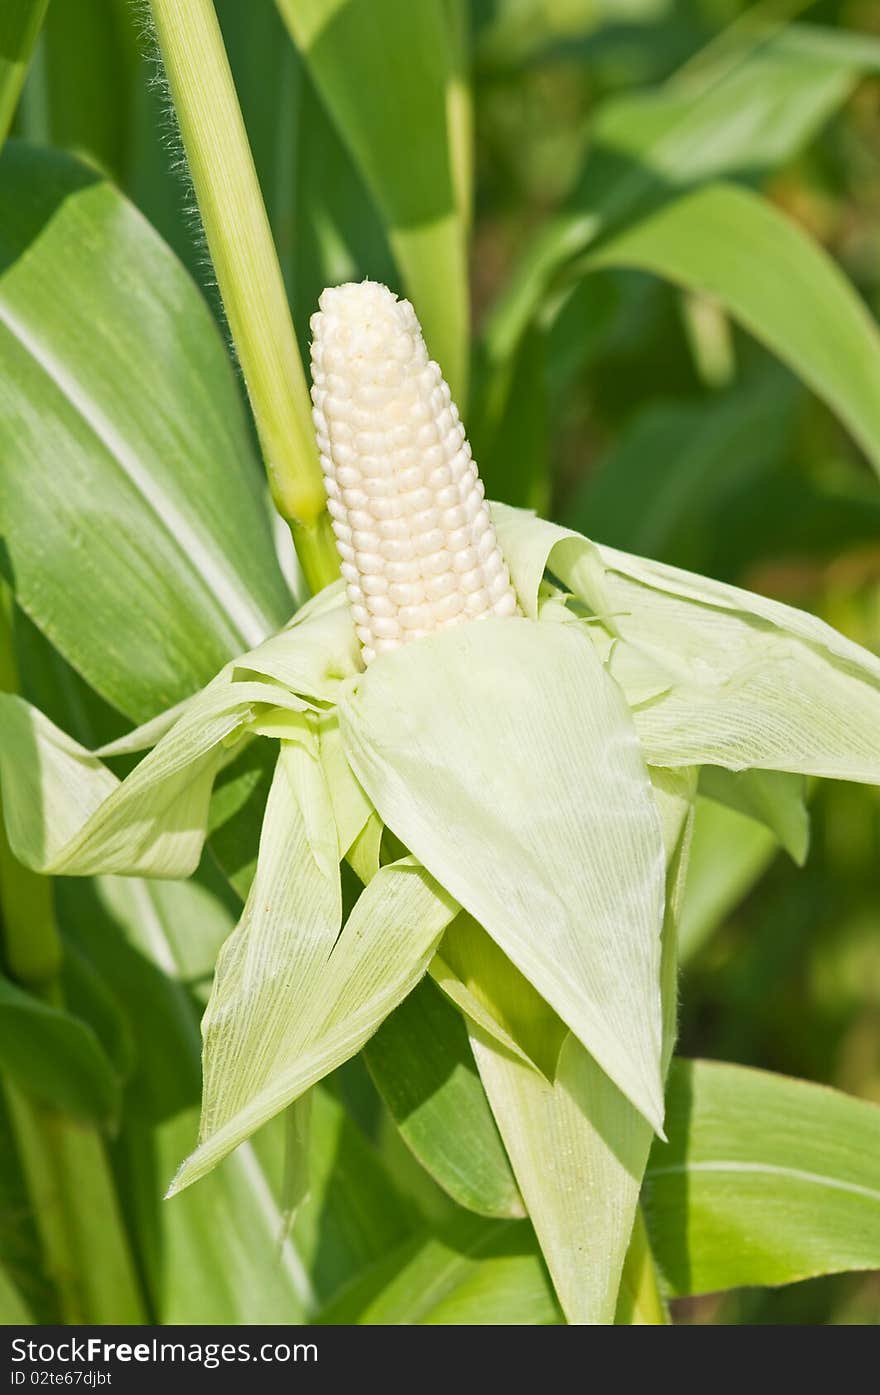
7 0 880 1324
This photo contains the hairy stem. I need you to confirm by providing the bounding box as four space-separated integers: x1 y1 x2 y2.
147 0 338 592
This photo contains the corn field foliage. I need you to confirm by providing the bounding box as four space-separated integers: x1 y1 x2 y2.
1 0 880 1328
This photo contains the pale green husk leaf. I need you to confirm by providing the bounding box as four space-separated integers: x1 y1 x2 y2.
339 616 667 1131
493 504 880 783
170 849 457 1194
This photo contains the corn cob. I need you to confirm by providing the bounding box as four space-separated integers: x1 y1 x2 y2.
309 281 519 664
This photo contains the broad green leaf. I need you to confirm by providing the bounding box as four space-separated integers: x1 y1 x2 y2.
474 324 550 511
0 1 48 144
340 616 667 1130
0 143 291 723
317 1212 560 1325
0 976 120 1126
581 183 880 482
59 877 209 1125
487 23 880 359
646 1059 880 1295
277 0 468 398
364 976 523 1219
172 849 457 1193
677 796 778 964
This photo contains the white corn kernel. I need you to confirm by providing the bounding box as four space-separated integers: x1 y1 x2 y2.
310 279 519 662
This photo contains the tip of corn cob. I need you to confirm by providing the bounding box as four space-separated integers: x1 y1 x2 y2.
310 280 519 665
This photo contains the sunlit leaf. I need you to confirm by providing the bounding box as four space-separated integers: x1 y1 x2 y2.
646 1060 880 1295
0 144 291 722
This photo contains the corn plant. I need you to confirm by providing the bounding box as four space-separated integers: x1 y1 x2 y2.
1 0 880 1327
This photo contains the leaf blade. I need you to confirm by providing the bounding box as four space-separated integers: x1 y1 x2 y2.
646 1060 880 1295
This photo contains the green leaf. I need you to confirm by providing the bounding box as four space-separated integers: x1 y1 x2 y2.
487 22 880 359
646 1059 880 1295
364 976 523 1220
208 737 277 900
316 1212 560 1324
473 324 550 512
581 183 880 482
340 616 667 1130
58 877 208 1125
0 1085 55 1321
0 143 291 723
0 976 120 1126
277 0 468 398
0 1 48 144
60 941 135 1085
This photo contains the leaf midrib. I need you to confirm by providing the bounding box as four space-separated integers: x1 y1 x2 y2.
647 1158 880 1206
